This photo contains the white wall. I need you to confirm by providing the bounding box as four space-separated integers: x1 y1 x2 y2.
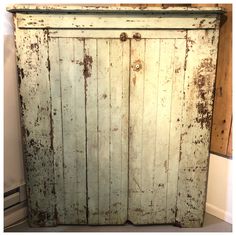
206 154 232 224
4 12 25 192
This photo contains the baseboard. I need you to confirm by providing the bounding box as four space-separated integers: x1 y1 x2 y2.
206 202 232 224
4 203 27 228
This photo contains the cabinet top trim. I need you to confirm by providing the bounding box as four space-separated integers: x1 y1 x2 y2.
7 4 225 14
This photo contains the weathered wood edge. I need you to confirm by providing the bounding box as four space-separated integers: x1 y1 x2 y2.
6 4 225 14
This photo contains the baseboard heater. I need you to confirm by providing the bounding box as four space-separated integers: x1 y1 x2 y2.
4 184 27 228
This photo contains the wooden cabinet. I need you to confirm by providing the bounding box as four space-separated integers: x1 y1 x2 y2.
7 5 223 227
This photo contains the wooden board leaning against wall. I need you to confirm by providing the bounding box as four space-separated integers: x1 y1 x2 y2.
119 3 232 158
210 4 232 158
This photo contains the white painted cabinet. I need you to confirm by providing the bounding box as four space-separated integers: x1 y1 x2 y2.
7 5 223 227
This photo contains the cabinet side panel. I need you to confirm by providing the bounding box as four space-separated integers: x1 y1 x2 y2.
14 28 56 226
175 29 219 227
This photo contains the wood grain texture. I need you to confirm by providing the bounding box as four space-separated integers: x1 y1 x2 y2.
175 29 219 227
210 4 232 157
14 28 56 226
226 122 232 157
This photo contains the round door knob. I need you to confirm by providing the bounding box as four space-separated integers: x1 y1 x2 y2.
133 32 141 41
120 32 128 42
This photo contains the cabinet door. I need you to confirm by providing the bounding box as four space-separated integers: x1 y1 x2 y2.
128 29 219 227
129 35 187 224
48 32 130 225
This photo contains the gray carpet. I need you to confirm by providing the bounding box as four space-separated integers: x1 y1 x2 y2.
5 213 232 232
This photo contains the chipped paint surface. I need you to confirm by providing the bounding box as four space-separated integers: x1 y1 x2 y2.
176 29 219 227
14 25 56 226
12 6 220 228
15 13 220 30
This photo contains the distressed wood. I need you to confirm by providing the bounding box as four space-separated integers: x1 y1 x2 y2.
175 29 219 227
210 4 232 157
109 39 129 224
97 39 110 224
7 4 224 13
128 37 186 225
14 28 56 226
166 39 186 223
56 38 87 224
85 39 129 225
48 38 64 224
11 5 221 228
85 39 99 224
226 123 232 157
128 38 145 224
16 13 219 29
49 29 186 39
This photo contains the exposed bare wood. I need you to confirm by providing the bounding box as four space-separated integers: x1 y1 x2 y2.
210 4 232 157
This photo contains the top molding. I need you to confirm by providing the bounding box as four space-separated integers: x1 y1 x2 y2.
7 4 225 14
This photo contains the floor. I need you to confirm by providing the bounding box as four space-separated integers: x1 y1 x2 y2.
5 213 232 232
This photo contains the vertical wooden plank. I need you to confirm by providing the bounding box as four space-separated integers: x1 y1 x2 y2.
59 38 78 224
120 39 130 224
109 39 129 224
139 39 160 224
97 39 110 224
210 4 232 157
166 39 186 223
85 39 99 224
14 28 56 226
128 39 145 224
175 29 219 227
153 39 175 223
48 37 64 224
74 38 87 224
